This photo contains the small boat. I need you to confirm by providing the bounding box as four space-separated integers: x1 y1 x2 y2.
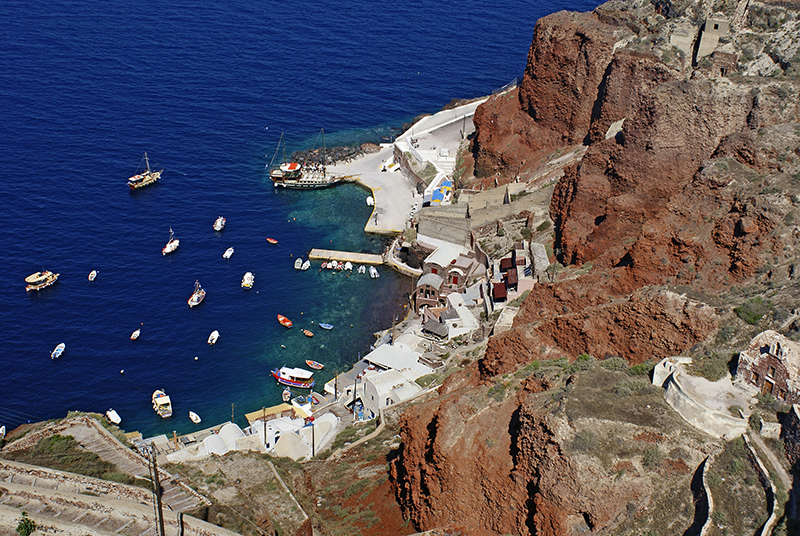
131 324 142 340
301 260 310 271
88 270 98 281
213 216 226 231
294 258 303 270
344 262 353 271
305 360 324 370
357 265 366 274
301 329 314 337
0 425 5 439
189 411 201 424
152 390 173 418
162 227 180 255
266 237 278 245
128 152 162 190
369 266 380 278
277 314 293 328
188 280 206 307
106 409 122 425
366 196 374 206
223 247 234 259
208 330 219 345
25 270 59 292
318 323 333 330
326 261 335 270
241 272 254 289
271 366 315 389
51 343 65 359
282 387 292 402
320 262 327 269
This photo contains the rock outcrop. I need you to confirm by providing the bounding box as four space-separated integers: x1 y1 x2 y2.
393 0 800 533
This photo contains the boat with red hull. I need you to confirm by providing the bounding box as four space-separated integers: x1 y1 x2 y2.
271 366 315 389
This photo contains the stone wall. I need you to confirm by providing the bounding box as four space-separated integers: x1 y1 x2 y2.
781 404 800 469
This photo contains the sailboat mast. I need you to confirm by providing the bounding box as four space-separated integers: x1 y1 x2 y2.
321 128 326 170
144 152 151 173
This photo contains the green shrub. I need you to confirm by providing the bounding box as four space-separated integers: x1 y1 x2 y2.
628 361 656 376
521 227 532 239
614 379 653 397
642 446 663 468
16 512 36 536
729 405 743 417
749 413 763 433
536 220 551 232
600 356 629 371
690 357 729 382
564 354 596 374
734 297 769 325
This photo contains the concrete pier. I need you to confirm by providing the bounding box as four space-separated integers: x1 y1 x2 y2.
308 249 383 265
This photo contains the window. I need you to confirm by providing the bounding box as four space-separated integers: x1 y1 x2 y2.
713 23 719 30
452 275 459 285
431 267 438 274
753 373 760 386
768 366 776 378
386 397 391 406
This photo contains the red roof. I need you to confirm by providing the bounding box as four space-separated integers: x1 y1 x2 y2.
500 258 514 272
505 269 518 285
493 282 507 300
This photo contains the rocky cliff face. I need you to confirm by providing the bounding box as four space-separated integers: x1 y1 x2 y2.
394 0 800 534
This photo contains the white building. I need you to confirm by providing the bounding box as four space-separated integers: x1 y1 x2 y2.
362 368 422 419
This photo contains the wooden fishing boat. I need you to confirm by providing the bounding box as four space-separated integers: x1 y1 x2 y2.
282 387 292 402
271 366 315 389
305 360 324 370
189 411 202 424
266 237 278 245
188 280 206 307
25 270 59 292
301 329 313 337
277 314 293 328
294 258 303 269
152 390 172 418
131 324 142 340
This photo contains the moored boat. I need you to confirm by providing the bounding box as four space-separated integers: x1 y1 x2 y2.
344 262 353 271
152 390 172 418
294 258 303 270
241 272 254 289
266 237 278 245
369 266 380 278
127 152 162 190
188 280 206 307
25 270 59 292
282 387 292 402
88 270 98 281
51 342 65 359
271 366 315 389
213 216 226 231
318 323 333 330
162 227 180 255
277 314 293 328
267 131 345 190
305 359 324 370
301 260 310 271
106 409 122 425
301 329 313 337
189 411 201 424
208 330 219 345
223 247 234 259
357 265 366 274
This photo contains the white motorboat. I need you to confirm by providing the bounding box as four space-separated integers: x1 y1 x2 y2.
88 270 98 281
369 266 380 278
366 196 374 206
152 390 173 418
241 272 254 289
131 324 142 340
106 409 122 425
162 227 180 255
357 265 366 274
208 330 219 345
344 261 353 271
294 258 303 270
51 343 65 359
301 260 310 271
213 216 226 231
189 411 201 424
223 247 234 259
25 270 59 292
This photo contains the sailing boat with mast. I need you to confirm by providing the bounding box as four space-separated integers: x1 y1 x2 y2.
267 130 346 189
127 152 163 190
162 227 180 255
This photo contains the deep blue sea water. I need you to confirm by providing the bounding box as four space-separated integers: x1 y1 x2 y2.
0 0 602 437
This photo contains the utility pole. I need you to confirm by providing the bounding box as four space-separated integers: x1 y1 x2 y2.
262 407 266 448
150 447 166 536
